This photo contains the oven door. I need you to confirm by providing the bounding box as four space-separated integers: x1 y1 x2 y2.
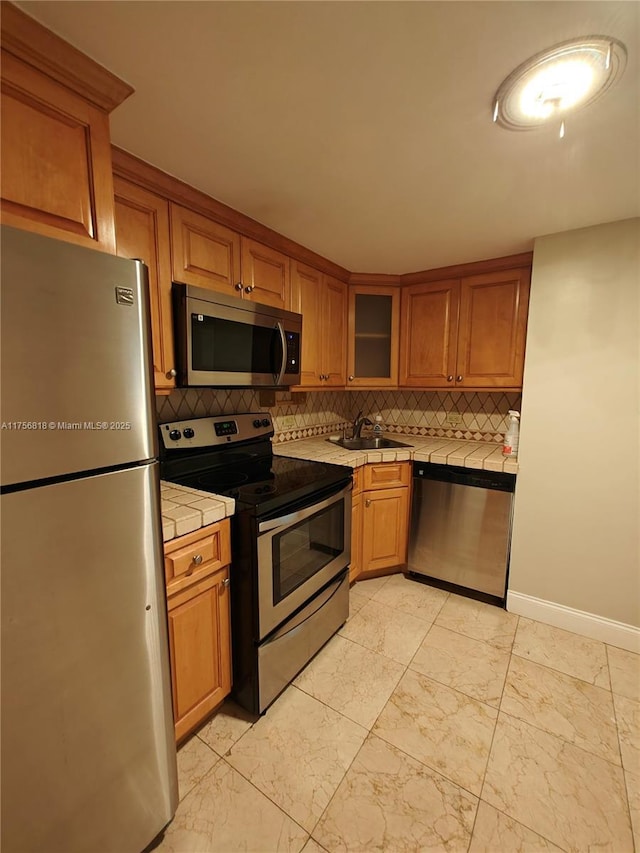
256 484 351 639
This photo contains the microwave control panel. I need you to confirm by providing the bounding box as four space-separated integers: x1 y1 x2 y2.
285 331 300 374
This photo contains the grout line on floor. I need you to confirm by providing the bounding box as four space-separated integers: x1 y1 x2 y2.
496 707 628 772
509 646 614 691
217 754 313 842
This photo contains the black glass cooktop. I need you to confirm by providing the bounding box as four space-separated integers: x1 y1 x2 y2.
167 453 352 514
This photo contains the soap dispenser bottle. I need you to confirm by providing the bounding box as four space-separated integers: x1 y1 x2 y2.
373 415 384 435
502 410 520 457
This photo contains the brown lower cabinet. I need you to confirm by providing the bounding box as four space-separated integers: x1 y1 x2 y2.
164 520 232 742
350 462 411 581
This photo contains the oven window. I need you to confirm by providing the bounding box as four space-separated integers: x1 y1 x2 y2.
191 314 282 374
272 499 345 604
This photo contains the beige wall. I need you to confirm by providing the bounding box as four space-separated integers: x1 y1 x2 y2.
509 218 640 627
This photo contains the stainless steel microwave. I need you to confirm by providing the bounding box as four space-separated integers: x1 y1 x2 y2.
172 283 302 387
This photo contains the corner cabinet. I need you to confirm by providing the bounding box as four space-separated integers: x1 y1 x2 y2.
399 267 530 390
170 204 290 309
352 462 411 581
290 261 347 388
164 520 232 743
347 286 400 388
113 177 176 392
0 4 132 252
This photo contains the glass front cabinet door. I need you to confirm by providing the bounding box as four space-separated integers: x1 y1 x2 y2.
347 285 400 387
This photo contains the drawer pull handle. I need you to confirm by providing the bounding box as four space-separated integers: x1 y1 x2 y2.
456 375 463 382
166 368 177 379
365 499 371 508
234 282 243 291
245 285 255 293
222 577 230 588
447 375 453 382
192 554 203 565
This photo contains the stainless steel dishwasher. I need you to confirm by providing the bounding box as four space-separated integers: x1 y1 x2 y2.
408 462 516 604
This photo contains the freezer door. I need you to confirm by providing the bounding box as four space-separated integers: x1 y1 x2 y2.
1 226 156 487
1 463 178 853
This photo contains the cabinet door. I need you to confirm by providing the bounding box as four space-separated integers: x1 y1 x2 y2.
241 238 290 308
322 275 347 387
349 491 363 583
291 261 323 387
1 53 116 253
167 568 232 742
113 178 175 392
170 204 241 294
456 268 531 388
347 286 400 388
361 487 410 573
399 280 459 387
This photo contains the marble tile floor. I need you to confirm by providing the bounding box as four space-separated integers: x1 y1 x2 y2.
159 574 640 853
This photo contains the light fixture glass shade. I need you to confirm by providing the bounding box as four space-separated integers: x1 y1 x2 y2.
493 37 626 130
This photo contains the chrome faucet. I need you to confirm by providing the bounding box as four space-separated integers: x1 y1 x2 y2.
352 411 374 439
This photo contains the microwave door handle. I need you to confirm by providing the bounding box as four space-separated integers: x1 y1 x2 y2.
274 321 287 385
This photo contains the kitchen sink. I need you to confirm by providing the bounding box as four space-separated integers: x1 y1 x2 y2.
328 436 412 450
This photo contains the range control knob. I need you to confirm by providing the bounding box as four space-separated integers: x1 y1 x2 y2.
253 419 262 428
183 428 195 439
261 418 270 427
169 429 181 441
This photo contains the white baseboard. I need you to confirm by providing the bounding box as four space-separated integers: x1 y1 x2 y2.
506 591 640 654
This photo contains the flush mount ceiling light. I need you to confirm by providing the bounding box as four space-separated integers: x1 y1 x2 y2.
492 36 627 134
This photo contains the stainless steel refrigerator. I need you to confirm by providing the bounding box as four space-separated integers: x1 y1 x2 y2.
0 226 178 853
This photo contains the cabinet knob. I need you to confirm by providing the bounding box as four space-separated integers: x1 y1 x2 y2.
348 375 354 381
222 577 231 588
447 375 453 382
456 375 463 382
192 554 203 566
365 499 371 508
234 282 243 291
245 285 255 293
166 368 177 379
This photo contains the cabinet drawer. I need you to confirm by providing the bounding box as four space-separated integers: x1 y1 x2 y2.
352 466 363 496
363 461 411 491
164 519 231 593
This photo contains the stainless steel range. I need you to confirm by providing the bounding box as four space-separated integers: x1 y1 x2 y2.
160 413 352 713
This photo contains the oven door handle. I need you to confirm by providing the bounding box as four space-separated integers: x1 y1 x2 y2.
273 321 287 386
258 484 351 534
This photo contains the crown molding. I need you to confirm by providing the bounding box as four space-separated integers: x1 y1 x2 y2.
1 1 134 112
111 146 351 282
401 251 533 285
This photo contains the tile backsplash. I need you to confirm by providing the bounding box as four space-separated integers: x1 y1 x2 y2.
156 388 521 444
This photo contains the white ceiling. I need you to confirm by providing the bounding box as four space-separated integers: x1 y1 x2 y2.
17 1 640 274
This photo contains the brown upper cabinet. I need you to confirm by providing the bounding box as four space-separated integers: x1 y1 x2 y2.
400 267 530 390
347 286 400 388
0 3 132 252
170 204 290 309
113 177 176 392
290 262 347 388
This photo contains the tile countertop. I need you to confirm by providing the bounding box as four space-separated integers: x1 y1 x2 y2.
273 435 518 474
161 436 515 543
160 482 235 543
